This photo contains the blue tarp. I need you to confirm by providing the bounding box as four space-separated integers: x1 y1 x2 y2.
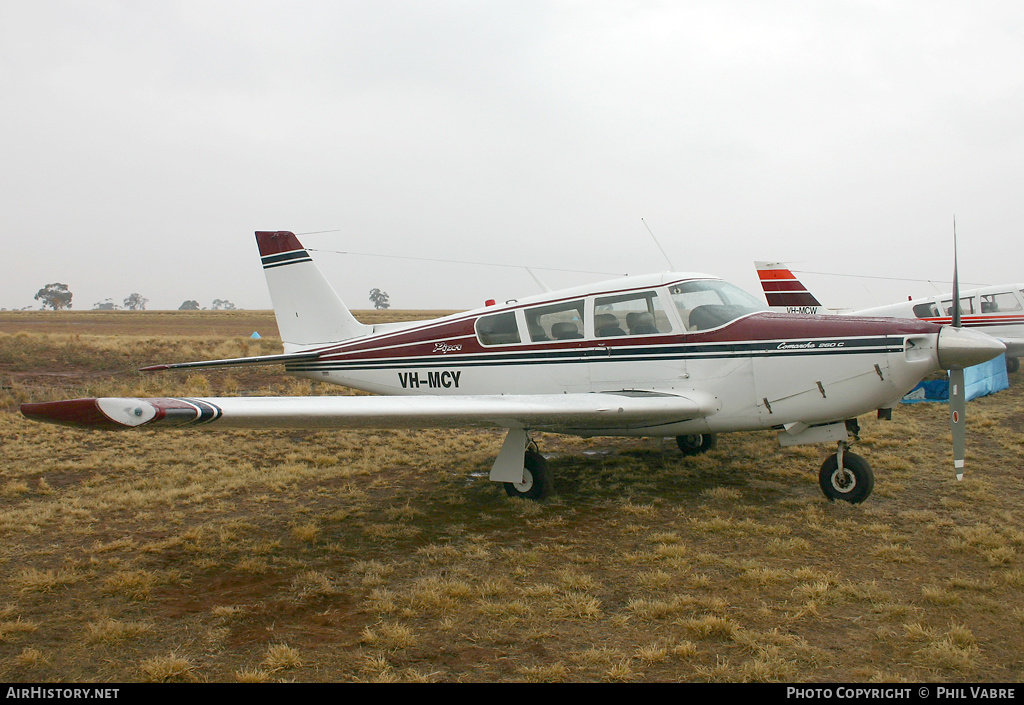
902 353 1010 403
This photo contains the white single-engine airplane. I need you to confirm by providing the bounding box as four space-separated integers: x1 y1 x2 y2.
755 261 1024 372
21 232 1005 504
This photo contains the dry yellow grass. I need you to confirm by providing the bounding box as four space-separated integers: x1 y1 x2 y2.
0 311 1023 682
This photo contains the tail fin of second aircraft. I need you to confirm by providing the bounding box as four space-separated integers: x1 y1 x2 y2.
257 231 371 349
754 261 823 314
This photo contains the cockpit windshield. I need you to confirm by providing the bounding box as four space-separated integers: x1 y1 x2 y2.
670 280 766 331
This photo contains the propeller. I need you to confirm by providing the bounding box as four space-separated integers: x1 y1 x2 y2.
949 218 966 480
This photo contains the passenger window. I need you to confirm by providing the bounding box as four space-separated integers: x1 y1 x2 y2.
981 292 1022 313
476 311 521 346
525 300 585 341
941 297 976 315
913 302 941 318
594 291 670 336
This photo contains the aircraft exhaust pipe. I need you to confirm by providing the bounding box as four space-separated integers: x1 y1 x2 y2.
936 326 1006 370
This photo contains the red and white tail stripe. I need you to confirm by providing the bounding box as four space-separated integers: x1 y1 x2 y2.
755 261 822 310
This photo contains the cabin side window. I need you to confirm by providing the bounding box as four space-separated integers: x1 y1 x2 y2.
593 291 671 336
941 297 976 316
475 311 521 346
980 292 1022 313
525 300 585 341
913 302 941 318
670 280 766 331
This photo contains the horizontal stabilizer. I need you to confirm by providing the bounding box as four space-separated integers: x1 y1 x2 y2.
139 351 320 372
21 391 718 435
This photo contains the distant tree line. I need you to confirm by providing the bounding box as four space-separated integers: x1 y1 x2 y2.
29 283 237 311
92 293 148 310
180 299 236 310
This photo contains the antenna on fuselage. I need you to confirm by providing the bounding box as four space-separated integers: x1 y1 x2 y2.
524 267 552 293
642 218 675 271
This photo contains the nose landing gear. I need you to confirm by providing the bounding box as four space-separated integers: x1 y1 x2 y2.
819 441 874 504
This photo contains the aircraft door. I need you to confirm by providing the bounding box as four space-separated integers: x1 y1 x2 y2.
588 291 684 391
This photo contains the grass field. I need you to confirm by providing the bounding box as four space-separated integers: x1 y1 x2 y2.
1 310 1023 682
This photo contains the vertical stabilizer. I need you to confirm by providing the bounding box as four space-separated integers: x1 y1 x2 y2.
256 231 371 349
754 261 822 314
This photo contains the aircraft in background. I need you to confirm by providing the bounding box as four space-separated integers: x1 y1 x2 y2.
755 261 1023 372
20 233 1005 505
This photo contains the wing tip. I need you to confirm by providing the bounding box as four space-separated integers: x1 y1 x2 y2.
20 399 123 430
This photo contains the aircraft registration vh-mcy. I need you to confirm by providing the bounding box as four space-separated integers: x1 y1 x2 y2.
21 232 1005 504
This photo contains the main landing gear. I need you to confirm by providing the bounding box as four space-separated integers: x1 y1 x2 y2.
503 443 552 500
675 433 717 456
819 441 874 504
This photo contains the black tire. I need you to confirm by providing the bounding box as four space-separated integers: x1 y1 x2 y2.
818 451 874 504
1007 357 1019 373
504 450 552 500
676 433 718 456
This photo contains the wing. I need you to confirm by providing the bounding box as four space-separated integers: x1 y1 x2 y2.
21 391 719 435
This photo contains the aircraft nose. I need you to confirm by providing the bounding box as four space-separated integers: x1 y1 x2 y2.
936 326 1006 370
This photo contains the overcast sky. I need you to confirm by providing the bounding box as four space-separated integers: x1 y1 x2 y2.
3 1 1023 312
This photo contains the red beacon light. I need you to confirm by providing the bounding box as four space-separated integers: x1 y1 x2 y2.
485 299 496 306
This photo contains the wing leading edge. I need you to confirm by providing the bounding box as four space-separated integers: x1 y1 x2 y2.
21 391 718 436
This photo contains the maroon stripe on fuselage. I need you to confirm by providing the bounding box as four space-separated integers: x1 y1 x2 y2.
698 312 939 340
305 311 941 364
320 317 482 361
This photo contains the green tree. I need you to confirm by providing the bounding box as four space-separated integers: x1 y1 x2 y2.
123 293 148 310
178 300 200 310
35 283 73 310
369 288 390 310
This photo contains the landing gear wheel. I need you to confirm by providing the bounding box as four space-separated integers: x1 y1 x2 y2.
504 449 552 500
819 451 874 504
676 433 717 456
1007 357 1019 373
